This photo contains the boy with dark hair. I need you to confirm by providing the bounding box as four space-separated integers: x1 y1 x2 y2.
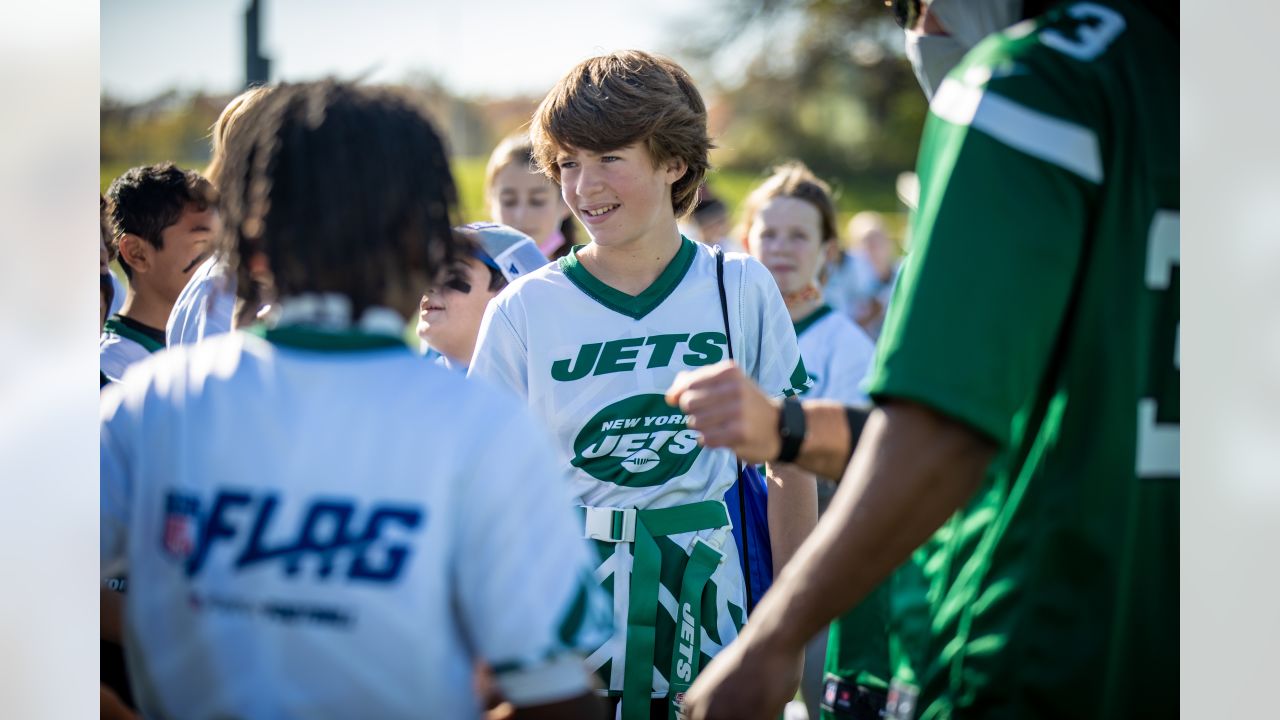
100 80 609 719
471 50 815 720
100 163 217 384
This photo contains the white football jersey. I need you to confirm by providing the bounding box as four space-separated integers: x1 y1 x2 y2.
469 238 808 695
100 316 164 385
794 305 875 407
166 255 236 346
101 328 610 719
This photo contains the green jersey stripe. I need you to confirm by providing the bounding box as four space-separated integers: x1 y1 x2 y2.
558 237 698 320
931 78 1103 184
792 304 834 338
103 317 165 354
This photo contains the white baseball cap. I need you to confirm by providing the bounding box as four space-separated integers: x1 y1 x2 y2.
455 222 549 283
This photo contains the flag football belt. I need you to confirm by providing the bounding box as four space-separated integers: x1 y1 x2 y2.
822 673 890 720
580 500 730 720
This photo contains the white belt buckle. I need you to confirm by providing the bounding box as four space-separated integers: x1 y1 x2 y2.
583 506 636 543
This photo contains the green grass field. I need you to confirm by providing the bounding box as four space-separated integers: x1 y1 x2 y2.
102 157 908 246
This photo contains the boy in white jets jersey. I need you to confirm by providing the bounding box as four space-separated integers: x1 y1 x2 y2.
469 51 815 720
100 80 609 720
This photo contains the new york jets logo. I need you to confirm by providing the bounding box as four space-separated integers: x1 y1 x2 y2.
572 394 702 487
622 449 661 473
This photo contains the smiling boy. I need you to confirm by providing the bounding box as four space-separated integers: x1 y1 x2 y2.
469 50 815 720
101 163 218 385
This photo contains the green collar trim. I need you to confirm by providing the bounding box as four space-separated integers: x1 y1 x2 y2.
558 236 697 320
103 316 165 353
247 324 408 353
792 304 834 338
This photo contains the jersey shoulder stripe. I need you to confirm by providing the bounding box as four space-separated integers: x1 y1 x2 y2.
931 77 1102 184
931 1 1170 186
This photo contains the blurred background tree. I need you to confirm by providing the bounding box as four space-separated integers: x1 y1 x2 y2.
679 0 926 199
101 0 923 238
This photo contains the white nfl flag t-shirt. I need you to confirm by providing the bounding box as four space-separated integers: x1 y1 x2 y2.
166 254 237 346
100 323 610 719
794 304 875 407
469 237 809 698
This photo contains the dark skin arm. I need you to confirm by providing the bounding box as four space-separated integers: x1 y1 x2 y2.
678 400 995 720
666 361 858 479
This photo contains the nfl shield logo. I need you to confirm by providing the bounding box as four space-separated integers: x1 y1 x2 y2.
162 491 200 560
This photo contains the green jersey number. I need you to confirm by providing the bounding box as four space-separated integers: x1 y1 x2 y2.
1041 3 1127 62
1137 210 1179 478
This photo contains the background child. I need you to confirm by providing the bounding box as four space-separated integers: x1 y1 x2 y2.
100 163 218 385
485 132 577 260
739 161 881 719
821 211 902 340
417 222 546 370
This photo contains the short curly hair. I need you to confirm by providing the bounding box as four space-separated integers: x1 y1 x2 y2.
530 50 712 217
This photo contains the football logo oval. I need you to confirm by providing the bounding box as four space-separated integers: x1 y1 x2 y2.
572 394 702 487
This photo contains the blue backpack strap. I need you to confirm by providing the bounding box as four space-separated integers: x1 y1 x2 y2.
715 245 774 614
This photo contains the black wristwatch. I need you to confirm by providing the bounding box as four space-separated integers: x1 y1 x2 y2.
776 395 806 463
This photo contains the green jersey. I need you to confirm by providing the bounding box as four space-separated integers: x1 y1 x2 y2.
865 2 1177 718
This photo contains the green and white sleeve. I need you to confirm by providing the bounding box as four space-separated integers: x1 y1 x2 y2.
866 31 1099 446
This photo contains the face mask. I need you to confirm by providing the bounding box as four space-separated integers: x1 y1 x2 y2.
905 0 1023 99
904 29 970 100
928 0 1022 48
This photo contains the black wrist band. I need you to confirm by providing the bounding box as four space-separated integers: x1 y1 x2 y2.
843 405 870 468
776 396 806 463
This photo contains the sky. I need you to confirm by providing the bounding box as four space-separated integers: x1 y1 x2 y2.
101 0 738 101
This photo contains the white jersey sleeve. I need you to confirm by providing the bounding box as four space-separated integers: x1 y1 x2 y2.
166 256 236 346
821 327 873 407
798 310 875 407
731 254 810 398
468 290 530 400
454 403 611 704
